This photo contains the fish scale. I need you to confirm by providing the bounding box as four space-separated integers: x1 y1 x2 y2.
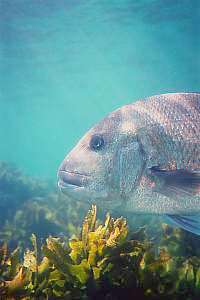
128 94 200 171
58 93 200 235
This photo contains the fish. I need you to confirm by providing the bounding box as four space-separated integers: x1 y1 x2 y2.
58 93 200 235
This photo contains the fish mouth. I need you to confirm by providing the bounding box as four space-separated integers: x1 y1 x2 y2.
58 170 89 188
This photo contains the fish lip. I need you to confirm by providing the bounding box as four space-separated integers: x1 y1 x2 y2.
58 170 90 188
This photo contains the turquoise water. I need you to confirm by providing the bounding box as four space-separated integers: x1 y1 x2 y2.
1 0 199 180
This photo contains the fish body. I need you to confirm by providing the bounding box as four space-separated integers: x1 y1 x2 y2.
58 93 200 234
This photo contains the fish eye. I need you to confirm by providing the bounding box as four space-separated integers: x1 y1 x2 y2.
89 135 105 151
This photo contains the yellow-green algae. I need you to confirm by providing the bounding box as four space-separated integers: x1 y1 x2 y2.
1 162 200 299
0 205 200 300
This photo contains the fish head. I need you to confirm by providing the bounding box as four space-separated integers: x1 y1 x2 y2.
58 106 146 208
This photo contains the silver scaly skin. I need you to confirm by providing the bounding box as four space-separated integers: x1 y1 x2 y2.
119 93 200 215
58 93 200 234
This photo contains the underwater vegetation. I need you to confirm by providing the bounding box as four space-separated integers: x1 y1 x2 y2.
0 161 154 250
1 161 200 299
0 161 87 250
0 206 200 299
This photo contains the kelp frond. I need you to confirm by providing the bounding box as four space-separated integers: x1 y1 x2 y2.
0 206 200 299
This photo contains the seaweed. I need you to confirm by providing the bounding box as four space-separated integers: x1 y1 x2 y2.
0 205 200 300
1 162 200 299
0 161 88 249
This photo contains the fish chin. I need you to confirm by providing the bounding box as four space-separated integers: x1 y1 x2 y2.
58 182 103 205
58 170 123 208
58 182 87 200
58 178 121 208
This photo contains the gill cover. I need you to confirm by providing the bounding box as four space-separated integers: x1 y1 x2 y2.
114 136 146 196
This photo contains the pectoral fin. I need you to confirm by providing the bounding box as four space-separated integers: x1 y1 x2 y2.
149 166 200 197
165 214 200 235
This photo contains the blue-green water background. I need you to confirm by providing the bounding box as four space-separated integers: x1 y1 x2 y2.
1 0 199 180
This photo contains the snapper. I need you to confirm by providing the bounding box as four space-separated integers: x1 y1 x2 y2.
58 93 200 235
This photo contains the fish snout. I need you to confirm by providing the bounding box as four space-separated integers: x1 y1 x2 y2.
58 170 89 188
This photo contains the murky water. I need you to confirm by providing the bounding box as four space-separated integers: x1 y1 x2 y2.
1 0 199 180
